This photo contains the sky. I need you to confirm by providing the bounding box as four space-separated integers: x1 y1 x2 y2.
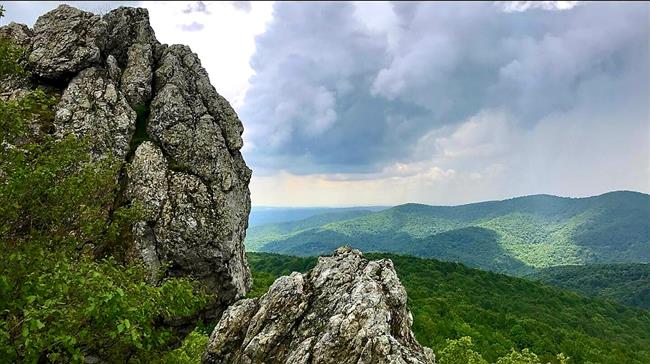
3 1 649 207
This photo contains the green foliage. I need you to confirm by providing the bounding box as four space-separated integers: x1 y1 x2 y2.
247 252 650 364
0 40 211 362
530 263 650 309
158 329 209 364
437 336 563 364
246 209 375 251
0 38 25 80
250 193 650 275
495 348 542 364
0 248 209 362
438 337 488 364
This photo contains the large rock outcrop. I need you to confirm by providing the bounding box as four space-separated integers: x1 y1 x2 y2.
204 247 435 364
1 5 252 314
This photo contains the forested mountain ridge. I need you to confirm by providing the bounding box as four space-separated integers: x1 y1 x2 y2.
248 191 650 275
530 263 650 309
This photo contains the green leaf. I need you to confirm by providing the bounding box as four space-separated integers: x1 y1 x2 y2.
34 319 45 330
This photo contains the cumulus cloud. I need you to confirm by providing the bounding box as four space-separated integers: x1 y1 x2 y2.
143 1 273 108
240 2 649 205
231 1 252 13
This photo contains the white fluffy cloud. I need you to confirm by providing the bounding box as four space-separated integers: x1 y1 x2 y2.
142 1 273 108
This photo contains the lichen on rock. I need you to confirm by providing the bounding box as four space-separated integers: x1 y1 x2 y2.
54 67 136 160
204 247 435 364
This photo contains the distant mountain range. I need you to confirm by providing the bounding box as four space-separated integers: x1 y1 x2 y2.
248 206 387 227
246 191 650 275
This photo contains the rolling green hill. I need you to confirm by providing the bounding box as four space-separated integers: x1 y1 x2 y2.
246 209 376 251
530 263 650 309
246 191 650 275
247 252 650 364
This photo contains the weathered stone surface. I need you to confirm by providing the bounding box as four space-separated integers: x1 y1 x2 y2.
54 67 136 160
29 5 107 79
0 22 33 48
103 7 156 109
103 7 160 66
127 141 251 305
106 55 122 84
152 45 245 154
121 43 153 108
132 44 253 306
204 247 435 364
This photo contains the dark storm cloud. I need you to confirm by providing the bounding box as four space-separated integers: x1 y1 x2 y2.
242 2 435 174
241 2 649 177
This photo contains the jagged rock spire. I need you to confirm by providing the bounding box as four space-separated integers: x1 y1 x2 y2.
204 247 435 364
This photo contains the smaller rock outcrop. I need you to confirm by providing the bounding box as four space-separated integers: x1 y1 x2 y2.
203 247 435 364
29 5 107 79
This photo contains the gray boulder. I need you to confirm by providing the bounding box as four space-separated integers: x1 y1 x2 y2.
0 22 33 48
103 7 160 66
29 5 107 79
203 247 435 364
133 44 252 306
127 141 251 306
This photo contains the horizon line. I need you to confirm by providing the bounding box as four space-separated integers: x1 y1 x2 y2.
251 189 647 209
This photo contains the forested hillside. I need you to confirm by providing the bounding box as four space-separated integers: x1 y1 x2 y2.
247 252 650 364
247 192 650 275
246 209 376 251
530 263 650 309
